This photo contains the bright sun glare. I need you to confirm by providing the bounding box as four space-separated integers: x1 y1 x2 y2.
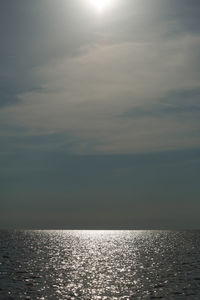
90 0 111 12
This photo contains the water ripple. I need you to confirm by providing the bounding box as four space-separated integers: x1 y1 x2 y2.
0 230 200 299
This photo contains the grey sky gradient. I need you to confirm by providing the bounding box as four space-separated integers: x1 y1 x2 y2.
0 0 200 228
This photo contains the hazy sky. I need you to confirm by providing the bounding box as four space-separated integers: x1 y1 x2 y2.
1 0 200 229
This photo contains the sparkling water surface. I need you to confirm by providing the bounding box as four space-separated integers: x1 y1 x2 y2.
1 230 200 299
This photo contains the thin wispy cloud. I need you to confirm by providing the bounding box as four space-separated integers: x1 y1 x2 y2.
0 0 200 228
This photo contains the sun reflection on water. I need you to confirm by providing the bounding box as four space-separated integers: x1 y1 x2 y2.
1 230 199 299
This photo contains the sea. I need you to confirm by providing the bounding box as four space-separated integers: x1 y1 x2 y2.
0 230 200 299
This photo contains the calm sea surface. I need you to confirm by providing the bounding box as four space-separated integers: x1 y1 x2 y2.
0 230 200 299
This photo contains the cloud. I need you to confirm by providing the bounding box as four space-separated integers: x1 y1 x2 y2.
1 30 200 154
124 88 200 118
1 0 200 110
1 0 200 229
0 0 200 154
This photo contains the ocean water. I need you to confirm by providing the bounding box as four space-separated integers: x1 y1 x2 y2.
0 230 200 299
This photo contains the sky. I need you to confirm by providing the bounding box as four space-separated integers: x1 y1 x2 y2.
0 0 200 229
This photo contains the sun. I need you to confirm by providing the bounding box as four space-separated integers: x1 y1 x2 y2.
90 0 111 13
